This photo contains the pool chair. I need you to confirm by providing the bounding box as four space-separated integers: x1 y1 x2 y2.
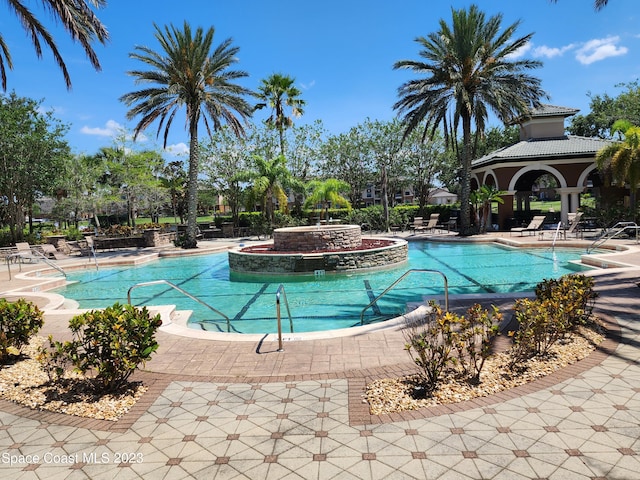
510 215 546 236
411 217 425 233
40 243 71 260
13 242 40 263
562 212 584 239
424 213 441 233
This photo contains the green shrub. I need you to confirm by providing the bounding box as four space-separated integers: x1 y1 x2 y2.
0 298 44 361
404 302 500 390
404 303 454 391
509 298 563 365
509 275 598 367
534 275 597 327
47 303 162 392
450 304 501 384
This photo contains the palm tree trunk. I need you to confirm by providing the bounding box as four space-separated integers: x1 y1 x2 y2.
185 124 200 249
459 115 473 236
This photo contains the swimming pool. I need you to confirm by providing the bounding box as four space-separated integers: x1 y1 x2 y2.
54 242 593 334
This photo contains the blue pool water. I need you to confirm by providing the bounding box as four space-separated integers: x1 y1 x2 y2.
55 242 592 333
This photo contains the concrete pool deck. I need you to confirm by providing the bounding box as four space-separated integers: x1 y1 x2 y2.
1 232 639 479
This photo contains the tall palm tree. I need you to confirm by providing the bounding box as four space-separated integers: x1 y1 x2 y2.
256 73 305 156
120 22 253 248
393 4 546 235
1 0 109 90
596 120 640 208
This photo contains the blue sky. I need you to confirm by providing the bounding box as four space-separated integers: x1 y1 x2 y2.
1 1 638 157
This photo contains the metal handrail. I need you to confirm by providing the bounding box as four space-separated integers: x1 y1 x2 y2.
359 269 449 326
275 284 294 352
587 221 639 253
127 280 230 332
5 250 66 280
81 236 99 270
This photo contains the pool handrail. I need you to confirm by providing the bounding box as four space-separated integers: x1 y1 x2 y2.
275 284 294 352
126 280 230 332
587 221 639 253
359 269 449 326
5 250 67 280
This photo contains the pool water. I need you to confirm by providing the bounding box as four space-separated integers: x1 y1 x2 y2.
55 242 592 333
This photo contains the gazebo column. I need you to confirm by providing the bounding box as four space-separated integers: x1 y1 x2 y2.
499 191 515 230
557 187 584 225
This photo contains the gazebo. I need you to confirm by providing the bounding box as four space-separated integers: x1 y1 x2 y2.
471 104 612 230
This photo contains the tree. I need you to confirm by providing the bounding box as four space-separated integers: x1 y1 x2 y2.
596 120 640 208
550 0 609 10
200 125 253 226
393 4 546 235
248 154 295 223
361 119 407 232
256 73 306 156
56 153 105 229
121 22 253 248
0 92 69 242
160 161 188 224
0 0 108 90
472 185 505 233
402 128 448 212
319 128 375 208
568 82 640 139
304 178 352 221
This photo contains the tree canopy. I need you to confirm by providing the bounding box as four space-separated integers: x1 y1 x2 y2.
121 22 253 248
394 4 546 235
0 92 69 242
1 0 109 90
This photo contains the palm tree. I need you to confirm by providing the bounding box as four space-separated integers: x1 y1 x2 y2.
596 120 640 209
0 0 108 90
550 0 609 10
120 22 253 248
256 73 305 156
304 178 352 222
249 154 295 224
393 4 546 235
471 185 505 233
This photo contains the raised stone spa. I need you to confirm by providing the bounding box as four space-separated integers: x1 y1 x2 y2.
228 224 408 274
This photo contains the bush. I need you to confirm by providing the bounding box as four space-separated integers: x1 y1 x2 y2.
534 275 597 327
404 303 454 391
450 304 501 384
404 302 501 390
509 275 598 367
46 303 162 392
0 298 44 361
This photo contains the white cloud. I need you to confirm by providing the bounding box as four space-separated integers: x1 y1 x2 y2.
165 142 188 156
300 80 316 90
80 119 124 137
532 44 576 59
575 36 628 65
505 42 532 60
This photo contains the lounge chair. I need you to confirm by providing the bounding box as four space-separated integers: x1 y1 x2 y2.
424 213 441 233
412 214 441 234
14 242 40 263
562 212 583 239
40 243 71 260
446 217 458 232
510 215 546 236
411 217 425 233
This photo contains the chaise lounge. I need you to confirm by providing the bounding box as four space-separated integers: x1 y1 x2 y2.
510 215 546 236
